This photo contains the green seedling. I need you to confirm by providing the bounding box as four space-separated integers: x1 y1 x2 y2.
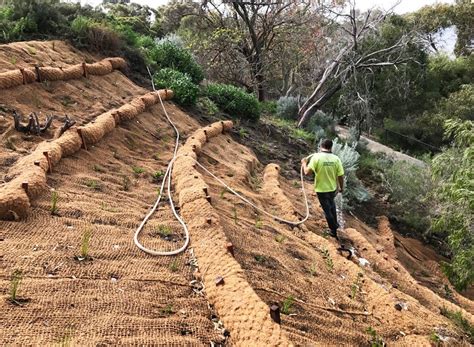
27 46 37 55
132 166 145 175
350 272 364 300
293 181 301 188
232 205 238 225
152 153 160 160
156 225 172 238
321 248 334 273
84 179 100 190
93 164 106 173
9 270 22 303
219 188 228 198
121 175 131 191
50 190 59 215
169 259 179 272
255 217 263 229
429 332 440 345
281 295 294 315
274 234 286 243
79 228 92 260
308 262 317 277
161 304 174 315
152 170 164 183
254 254 266 263
10 57 17 65
238 128 249 138
57 327 74 347
366 326 384 347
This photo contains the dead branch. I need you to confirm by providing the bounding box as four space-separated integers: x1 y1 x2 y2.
57 115 76 138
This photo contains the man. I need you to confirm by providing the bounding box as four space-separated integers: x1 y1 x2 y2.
301 139 344 240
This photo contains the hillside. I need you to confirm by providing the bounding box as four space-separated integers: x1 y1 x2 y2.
0 41 473 346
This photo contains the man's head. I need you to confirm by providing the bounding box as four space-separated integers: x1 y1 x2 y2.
320 139 333 152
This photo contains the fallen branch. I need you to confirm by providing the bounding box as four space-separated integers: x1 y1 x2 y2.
56 115 76 138
254 287 372 316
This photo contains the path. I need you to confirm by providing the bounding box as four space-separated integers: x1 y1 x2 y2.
336 126 426 167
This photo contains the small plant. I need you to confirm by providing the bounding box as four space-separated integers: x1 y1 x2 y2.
281 295 294 315
239 128 249 139
50 190 59 215
206 83 261 120
5 137 15 150
9 270 22 303
151 170 164 183
156 225 172 238
10 57 17 65
60 95 74 107
274 234 286 243
93 164 106 173
84 179 100 190
132 166 145 175
308 263 317 277
232 205 238 225
440 307 474 343
152 153 160 160
219 188 228 199
121 175 131 191
255 217 263 229
27 46 37 55
161 304 175 315
429 331 440 345
366 326 384 347
350 272 364 300
293 181 301 188
57 327 74 347
78 228 92 260
254 254 266 263
321 248 334 273
169 259 179 272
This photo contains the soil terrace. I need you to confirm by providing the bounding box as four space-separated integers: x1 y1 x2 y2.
0 41 472 346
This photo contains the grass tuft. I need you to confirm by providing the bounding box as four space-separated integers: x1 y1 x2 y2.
50 190 59 215
9 270 22 303
281 295 294 315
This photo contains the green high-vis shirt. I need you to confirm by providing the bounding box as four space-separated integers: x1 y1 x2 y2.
308 152 344 193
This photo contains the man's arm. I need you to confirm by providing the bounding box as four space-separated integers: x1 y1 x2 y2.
337 175 344 193
301 158 312 175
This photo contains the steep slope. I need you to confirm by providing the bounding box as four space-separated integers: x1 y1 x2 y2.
1 41 473 346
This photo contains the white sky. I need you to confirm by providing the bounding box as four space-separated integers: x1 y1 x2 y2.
78 0 455 13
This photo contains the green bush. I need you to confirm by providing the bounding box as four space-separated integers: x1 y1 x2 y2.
149 41 204 84
330 139 371 209
154 68 199 106
260 100 277 116
197 97 219 116
71 17 121 52
276 96 299 120
382 160 434 232
206 83 260 121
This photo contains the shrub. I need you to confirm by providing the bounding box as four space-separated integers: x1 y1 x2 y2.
330 139 371 209
154 68 199 106
71 17 121 52
276 96 299 120
206 83 260 121
149 41 204 84
382 160 434 232
260 100 277 116
196 97 219 116
432 119 473 291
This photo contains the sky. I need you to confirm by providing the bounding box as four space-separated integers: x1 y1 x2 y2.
78 0 455 13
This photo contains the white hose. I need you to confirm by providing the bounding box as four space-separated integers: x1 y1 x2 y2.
133 67 311 256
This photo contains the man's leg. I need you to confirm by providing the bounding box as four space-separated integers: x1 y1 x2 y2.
329 191 340 231
317 192 339 237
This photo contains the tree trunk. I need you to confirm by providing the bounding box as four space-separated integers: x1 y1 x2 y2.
297 81 342 127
